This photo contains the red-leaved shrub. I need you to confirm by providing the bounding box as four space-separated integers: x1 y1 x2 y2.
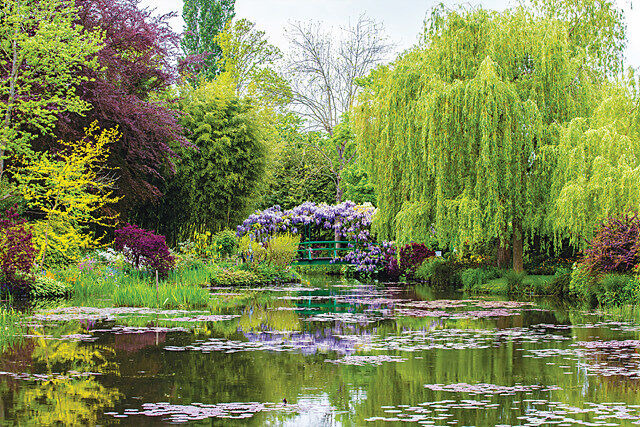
114 224 175 277
0 208 36 295
582 212 640 274
399 242 435 277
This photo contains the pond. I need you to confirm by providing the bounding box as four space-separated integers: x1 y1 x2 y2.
1 277 640 425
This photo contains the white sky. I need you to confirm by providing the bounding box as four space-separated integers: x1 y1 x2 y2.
143 0 640 69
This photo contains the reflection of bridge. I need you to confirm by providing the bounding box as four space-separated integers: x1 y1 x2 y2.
294 241 355 265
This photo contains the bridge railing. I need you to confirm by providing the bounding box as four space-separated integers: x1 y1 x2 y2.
295 241 354 262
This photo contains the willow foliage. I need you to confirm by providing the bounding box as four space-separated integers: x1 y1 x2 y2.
549 95 640 246
354 5 625 269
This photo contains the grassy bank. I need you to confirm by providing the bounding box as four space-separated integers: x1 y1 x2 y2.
37 259 300 309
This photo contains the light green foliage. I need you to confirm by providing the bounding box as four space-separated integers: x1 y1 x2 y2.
215 18 290 106
569 265 639 307
595 273 638 306
265 233 300 269
31 275 71 299
14 123 120 267
354 5 625 269
0 307 23 351
210 268 258 286
167 81 270 238
0 0 103 173
240 233 299 270
528 0 627 75
239 235 267 265
213 229 238 257
113 282 211 309
166 260 220 285
548 95 640 246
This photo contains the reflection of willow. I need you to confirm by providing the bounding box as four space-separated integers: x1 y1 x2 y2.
14 326 121 425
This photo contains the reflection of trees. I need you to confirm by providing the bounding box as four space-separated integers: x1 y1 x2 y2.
18 377 120 425
238 301 301 332
9 325 121 425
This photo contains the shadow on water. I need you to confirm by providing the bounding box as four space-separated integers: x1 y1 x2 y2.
1 278 640 425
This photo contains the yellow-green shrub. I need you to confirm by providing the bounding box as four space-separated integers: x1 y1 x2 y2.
239 235 267 265
266 233 300 269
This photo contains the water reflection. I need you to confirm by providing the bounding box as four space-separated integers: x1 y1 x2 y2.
1 281 640 425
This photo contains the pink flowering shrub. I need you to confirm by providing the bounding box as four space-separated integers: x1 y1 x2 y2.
0 208 36 295
582 212 640 274
399 243 435 277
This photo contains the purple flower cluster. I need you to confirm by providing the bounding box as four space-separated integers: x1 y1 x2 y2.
114 224 175 277
237 202 402 276
77 257 98 273
342 241 399 276
236 201 375 242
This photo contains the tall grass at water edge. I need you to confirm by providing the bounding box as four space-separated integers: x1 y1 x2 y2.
0 307 23 351
53 264 217 307
112 281 211 309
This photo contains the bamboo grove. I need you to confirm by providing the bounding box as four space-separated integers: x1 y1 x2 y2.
353 5 640 271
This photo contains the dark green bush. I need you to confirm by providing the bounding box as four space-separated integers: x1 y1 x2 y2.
597 274 637 306
547 268 572 296
570 263 599 306
415 256 460 290
505 270 527 294
213 229 238 258
30 275 72 299
460 267 501 291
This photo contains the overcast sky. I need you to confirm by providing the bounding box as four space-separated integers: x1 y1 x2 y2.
143 0 640 70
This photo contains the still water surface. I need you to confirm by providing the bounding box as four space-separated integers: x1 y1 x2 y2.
1 277 640 425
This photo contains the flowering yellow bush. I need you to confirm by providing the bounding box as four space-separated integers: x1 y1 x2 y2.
15 122 121 266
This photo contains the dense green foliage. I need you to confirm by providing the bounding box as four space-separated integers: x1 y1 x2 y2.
0 0 102 175
137 82 270 243
415 256 460 290
178 82 269 234
259 117 336 209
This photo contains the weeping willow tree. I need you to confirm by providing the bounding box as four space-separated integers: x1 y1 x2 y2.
354 4 625 271
548 93 640 247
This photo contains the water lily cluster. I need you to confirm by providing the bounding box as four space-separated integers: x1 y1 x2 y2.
236 201 375 242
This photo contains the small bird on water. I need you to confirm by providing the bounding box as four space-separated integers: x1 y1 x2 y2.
282 398 287 404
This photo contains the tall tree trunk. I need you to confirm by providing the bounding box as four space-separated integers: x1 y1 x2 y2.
335 170 343 204
512 218 524 272
497 240 510 269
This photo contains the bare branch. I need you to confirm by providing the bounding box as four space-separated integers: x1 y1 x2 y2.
285 15 391 135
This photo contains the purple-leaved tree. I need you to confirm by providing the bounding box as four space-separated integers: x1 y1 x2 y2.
44 0 190 215
114 224 175 277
